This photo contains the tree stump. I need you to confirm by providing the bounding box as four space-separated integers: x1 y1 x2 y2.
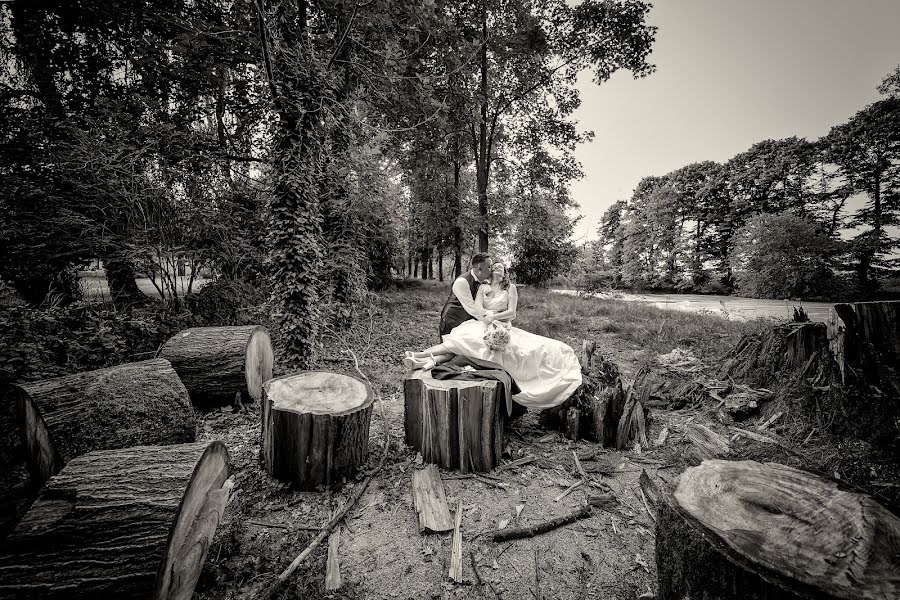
403 371 503 473
0 441 231 600
261 371 374 489
657 459 900 600
160 325 274 406
13 358 196 487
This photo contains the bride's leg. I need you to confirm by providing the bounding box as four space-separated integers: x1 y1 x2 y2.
411 344 452 359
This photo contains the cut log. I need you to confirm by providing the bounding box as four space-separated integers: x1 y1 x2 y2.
261 371 374 489
403 371 503 473
679 423 731 465
160 325 274 405
0 441 230 600
656 459 900 600
13 358 195 487
411 464 454 534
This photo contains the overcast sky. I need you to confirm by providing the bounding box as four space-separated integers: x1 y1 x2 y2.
569 0 900 242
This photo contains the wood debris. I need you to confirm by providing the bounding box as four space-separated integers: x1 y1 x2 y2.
449 499 463 582
411 465 454 534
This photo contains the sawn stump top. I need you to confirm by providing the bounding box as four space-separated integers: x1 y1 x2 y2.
674 459 900 599
265 371 373 416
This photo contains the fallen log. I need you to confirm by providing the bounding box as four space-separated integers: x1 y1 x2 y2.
0 441 231 600
261 371 373 489
679 423 731 465
13 358 195 487
160 325 273 406
656 459 900 600
411 464 454 534
403 371 503 473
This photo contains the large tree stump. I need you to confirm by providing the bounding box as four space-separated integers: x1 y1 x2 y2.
0 441 231 600
160 325 274 405
13 357 196 487
657 459 900 600
261 372 374 489
403 371 503 473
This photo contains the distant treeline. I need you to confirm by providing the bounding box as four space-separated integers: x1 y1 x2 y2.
578 67 900 301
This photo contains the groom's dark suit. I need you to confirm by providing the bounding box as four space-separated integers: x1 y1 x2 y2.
439 271 481 336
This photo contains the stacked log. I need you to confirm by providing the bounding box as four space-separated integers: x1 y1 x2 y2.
657 459 900 600
261 371 374 489
404 371 503 473
0 441 231 600
160 325 274 406
13 358 195 487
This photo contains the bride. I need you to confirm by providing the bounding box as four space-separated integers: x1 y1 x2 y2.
404 262 582 409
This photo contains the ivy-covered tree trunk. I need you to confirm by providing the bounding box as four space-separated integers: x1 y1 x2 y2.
261 0 325 368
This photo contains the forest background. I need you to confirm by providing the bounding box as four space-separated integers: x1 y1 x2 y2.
0 0 898 375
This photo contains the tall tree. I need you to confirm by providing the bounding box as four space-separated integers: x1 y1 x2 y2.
822 98 900 293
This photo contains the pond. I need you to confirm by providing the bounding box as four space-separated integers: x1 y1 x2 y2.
552 289 836 322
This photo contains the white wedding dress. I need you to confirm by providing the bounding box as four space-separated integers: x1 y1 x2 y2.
439 286 582 409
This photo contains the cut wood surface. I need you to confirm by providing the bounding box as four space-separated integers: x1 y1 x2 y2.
160 325 273 404
13 357 195 487
0 441 231 600
325 526 341 591
449 499 463 583
411 465 454 534
657 459 900 600
404 371 503 473
261 371 374 489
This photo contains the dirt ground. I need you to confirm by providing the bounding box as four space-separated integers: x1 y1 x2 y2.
193 283 752 600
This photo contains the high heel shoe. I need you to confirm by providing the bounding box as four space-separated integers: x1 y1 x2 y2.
421 352 436 371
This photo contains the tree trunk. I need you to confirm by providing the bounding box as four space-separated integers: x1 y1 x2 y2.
14 358 195 487
437 247 444 282
476 0 490 253
403 371 503 473
160 325 274 406
0 441 231 600
103 258 147 307
261 372 374 490
656 459 900 600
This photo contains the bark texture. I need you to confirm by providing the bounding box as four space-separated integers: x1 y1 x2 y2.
160 325 274 405
0 441 231 600
403 371 503 473
656 459 900 600
14 358 195 487
261 372 374 490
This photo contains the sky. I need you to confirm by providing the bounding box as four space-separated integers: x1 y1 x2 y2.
569 0 900 242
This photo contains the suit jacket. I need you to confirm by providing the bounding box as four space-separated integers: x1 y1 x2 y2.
439 271 480 336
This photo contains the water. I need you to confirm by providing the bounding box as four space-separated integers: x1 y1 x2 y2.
552 289 836 322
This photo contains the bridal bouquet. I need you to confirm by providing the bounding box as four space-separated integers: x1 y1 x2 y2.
483 320 511 352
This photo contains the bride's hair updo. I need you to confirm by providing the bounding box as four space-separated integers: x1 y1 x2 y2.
492 262 510 290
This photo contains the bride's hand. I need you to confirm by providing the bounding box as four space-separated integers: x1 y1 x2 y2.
483 314 495 326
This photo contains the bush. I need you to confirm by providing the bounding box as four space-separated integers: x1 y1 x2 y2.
0 301 195 386
186 278 270 327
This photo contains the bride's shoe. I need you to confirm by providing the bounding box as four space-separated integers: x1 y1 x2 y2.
421 352 436 371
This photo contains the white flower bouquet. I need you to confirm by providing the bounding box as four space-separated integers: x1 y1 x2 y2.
483 320 511 352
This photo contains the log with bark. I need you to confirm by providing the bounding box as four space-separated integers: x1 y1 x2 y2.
403 371 503 473
13 357 196 487
0 441 231 600
160 325 274 406
261 371 374 489
656 459 900 600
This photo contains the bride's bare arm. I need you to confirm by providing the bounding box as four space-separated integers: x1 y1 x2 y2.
475 286 494 321
489 285 518 322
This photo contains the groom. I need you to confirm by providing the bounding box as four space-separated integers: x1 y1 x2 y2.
439 252 492 337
